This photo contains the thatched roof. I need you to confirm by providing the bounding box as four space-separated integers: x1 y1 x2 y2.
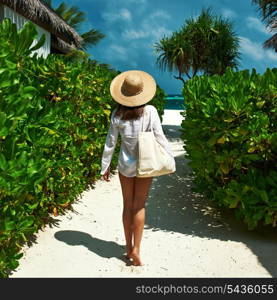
264 33 277 52
0 0 83 50
51 36 75 54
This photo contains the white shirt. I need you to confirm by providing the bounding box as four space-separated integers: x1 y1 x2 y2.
100 104 174 177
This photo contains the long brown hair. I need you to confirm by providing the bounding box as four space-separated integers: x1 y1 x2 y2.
114 103 146 121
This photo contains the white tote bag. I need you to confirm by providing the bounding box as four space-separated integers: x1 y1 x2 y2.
136 108 176 177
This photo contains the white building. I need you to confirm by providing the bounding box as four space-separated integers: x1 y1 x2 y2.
0 0 83 57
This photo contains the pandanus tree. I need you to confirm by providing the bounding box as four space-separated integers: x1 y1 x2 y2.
252 0 277 52
154 8 241 83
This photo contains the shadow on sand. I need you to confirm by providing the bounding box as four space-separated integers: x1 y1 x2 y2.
54 230 132 265
145 124 277 277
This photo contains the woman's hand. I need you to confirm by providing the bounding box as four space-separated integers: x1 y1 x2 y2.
101 167 110 182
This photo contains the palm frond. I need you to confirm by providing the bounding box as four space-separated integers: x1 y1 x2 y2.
81 29 105 50
252 0 277 28
46 0 104 48
252 0 277 50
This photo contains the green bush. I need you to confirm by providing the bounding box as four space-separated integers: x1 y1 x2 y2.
181 67 277 230
0 19 166 277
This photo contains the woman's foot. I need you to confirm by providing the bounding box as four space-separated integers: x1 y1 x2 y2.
125 246 132 260
129 249 143 266
125 253 131 260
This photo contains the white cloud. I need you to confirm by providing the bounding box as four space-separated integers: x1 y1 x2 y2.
110 44 127 58
121 8 171 41
121 8 132 21
266 49 277 61
141 19 171 41
102 8 132 22
115 0 148 15
221 8 237 19
100 0 172 67
122 29 149 40
150 26 171 40
149 10 170 20
122 24 171 42
240 37 263 60
246 17 272 35
239 36 277 61
102 12 115 22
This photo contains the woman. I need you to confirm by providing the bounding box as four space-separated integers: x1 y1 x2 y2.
100 70 174 266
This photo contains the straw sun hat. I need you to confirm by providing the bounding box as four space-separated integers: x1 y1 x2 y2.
110 70 157 107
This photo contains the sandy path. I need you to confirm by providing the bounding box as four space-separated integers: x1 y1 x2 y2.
10 110 277 277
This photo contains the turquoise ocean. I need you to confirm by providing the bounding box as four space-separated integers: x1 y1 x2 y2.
165 95 186 110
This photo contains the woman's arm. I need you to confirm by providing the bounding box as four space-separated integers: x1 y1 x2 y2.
100 109 119 175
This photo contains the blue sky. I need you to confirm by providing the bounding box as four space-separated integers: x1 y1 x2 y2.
53 0 276 94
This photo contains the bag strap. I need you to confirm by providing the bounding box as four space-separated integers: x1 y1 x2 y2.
141 107 145 132
141 106 152 132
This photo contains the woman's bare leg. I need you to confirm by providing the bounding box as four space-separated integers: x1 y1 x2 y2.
118 172 135 258
130 176 153 266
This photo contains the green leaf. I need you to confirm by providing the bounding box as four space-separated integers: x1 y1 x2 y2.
242 185 251 194
29 34 46 52
18 150 28 166
8 259 19 270
4 59 17 69
217 136 225 144
0 79 12 88
18 216 34 229
27 203 39 210
259 190 269 203
0 153 7 170
247 147 256 153
20 232 27 242
27 165 38 176
207 135 218 146
229 197 240 208
0 112 7 126
220 163 229 174
22 86 37 94
256 101 265 108
223 118 235 123
17 21 38 55
14 253 24 260
23 127 32 142
4 220 16 231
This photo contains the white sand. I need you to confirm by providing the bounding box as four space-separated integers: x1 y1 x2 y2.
10 110 277 278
